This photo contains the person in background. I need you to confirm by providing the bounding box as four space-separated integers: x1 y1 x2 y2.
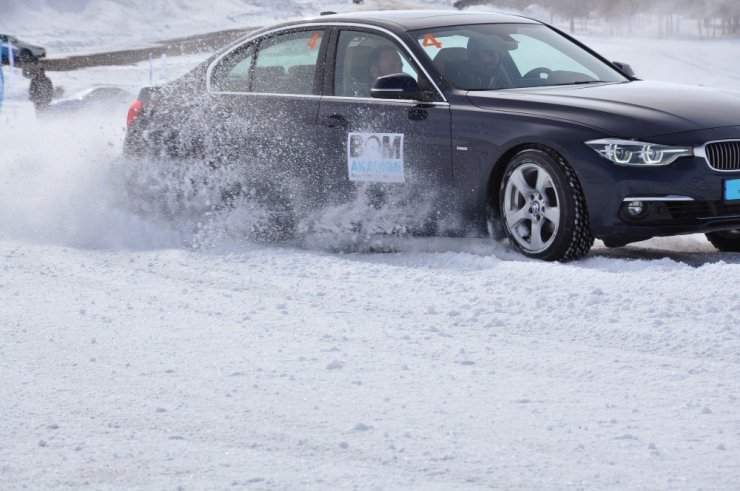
29 66 53 113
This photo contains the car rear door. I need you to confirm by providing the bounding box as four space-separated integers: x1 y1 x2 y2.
207 27 329 196
315 27 453 223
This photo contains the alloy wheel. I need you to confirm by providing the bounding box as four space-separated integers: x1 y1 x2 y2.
502 162 560 253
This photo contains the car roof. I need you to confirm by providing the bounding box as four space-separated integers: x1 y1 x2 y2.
258 9 540 33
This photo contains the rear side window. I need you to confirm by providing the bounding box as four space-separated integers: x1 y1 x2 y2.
211 29 324 95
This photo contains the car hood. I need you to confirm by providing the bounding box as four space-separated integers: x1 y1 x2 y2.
466 81 740 140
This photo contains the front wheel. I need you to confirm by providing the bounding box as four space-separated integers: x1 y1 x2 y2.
499 148 593 261
706 230 740 252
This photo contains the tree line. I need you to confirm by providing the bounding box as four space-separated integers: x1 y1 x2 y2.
453 0 740 37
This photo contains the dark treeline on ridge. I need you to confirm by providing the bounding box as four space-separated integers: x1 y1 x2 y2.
453 0 740 37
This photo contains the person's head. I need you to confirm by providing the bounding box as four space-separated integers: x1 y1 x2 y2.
467 35 503 66
369 46 403 80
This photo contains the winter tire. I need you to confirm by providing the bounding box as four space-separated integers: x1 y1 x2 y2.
234 180 297 244
500 147 593 261
706 230 740 252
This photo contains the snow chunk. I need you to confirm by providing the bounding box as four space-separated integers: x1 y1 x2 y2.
353 422 373 432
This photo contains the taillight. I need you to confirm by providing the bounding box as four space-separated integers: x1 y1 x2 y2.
126 99 143 128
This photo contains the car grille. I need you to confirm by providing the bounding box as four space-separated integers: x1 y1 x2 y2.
704 141 740 171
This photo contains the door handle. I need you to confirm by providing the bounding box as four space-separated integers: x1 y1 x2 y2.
323 114 349 129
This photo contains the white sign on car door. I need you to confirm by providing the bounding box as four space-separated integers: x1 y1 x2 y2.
347 132 405 183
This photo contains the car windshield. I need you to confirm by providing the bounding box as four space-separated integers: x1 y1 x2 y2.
413 24 627 90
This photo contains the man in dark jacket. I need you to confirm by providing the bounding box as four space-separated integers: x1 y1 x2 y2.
29 67 53 112
464 35 513 89
445 34 513 90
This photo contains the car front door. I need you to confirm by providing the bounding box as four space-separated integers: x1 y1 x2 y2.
315 27 453 232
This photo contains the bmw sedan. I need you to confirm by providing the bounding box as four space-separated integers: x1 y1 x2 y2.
124 10 740 261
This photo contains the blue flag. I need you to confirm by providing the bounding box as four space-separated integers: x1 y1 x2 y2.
0 63 4 113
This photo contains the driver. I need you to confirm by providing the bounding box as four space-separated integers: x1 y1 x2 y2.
466 34 512 89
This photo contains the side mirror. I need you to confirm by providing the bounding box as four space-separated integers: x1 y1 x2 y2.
371 73 425 100
612 61 636 78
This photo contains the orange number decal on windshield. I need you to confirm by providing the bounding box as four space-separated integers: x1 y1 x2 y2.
307 33 320 50
422 34 442 49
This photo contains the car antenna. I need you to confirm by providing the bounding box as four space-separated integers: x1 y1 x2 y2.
320 11 337 15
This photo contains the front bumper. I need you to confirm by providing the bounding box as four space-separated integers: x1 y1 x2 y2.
566 139 740 242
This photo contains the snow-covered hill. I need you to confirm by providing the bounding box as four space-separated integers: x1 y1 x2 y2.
0 0 452 55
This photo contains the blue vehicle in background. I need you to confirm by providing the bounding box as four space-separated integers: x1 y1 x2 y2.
0 34 46 64
1 42 19 65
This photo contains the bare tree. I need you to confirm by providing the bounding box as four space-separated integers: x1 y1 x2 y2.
451 0 740 38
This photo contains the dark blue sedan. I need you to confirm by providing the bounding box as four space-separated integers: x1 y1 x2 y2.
124 10 740 261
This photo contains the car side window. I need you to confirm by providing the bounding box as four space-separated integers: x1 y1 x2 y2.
212 45 256 92
212 29 324 95
333 30 420 98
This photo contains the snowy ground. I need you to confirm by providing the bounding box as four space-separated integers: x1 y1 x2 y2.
2 3 740 490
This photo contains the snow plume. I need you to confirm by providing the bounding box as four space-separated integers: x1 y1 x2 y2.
0 110 189 249
121 154 456 252
299 176 461 252
0 108 227 249
121 152 306 250
0 108 452 252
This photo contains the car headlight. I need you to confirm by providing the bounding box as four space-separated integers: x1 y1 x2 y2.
585 138 693 166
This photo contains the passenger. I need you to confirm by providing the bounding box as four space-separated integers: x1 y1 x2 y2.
369 46 403 83
349 46 404 97
29 66 53 113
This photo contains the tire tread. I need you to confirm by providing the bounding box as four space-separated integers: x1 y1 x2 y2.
705 231 740 252
504 145 594 261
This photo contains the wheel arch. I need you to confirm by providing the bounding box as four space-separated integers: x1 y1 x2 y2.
485 140 595 261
